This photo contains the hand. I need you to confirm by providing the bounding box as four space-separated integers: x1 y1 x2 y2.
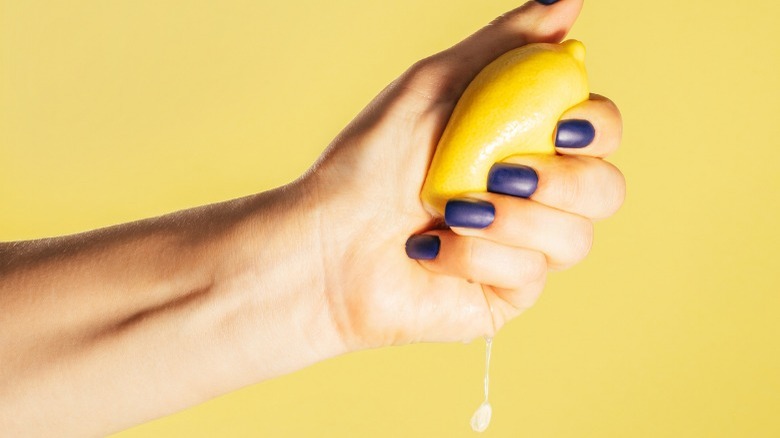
0 2 625 434
303 0 625 349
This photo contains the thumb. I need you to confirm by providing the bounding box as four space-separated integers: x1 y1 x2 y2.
404 0 584 107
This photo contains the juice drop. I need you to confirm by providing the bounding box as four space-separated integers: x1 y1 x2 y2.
470 336 493 432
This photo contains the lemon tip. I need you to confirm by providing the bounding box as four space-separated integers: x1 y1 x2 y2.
561 39 586 64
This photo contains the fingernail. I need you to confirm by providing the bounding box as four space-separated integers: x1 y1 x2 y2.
536 0 560 5
555 119 595 148
405 235 440 260
445 199 495 229
487 163 538 198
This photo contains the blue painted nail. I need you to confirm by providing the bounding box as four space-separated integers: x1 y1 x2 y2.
556 119 595 148
536 0 559 5
405 235 440 260
445 199 495 229
487 163 538 198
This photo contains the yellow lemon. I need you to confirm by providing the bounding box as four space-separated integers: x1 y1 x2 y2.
420 40 589 216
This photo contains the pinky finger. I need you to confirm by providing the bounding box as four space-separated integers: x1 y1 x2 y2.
406 231 548 292
488 273 547 315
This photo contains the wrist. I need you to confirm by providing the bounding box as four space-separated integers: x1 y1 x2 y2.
203 179 348 383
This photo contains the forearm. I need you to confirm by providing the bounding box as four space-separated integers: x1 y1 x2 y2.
0 180 344 436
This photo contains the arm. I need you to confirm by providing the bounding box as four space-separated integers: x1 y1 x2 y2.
0 0 624 436
0 182 344 436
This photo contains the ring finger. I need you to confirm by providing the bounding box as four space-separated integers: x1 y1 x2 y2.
443 194 594 270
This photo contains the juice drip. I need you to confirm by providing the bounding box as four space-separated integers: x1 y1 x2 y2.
470 336 493 432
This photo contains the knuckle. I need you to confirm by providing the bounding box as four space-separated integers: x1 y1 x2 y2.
405 57 438 82
575 218 595 261
512 279 546 311
402 58 436 90
566 158 625 219
596 162 627 219
518 251 548 285
567 217 594 264
400 56 456 103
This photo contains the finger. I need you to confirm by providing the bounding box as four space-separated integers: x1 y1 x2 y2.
443 0 584 79
443 196 593 270
405 231 548 291
401 0 584 105
489 274 547 315
497 155 626 220
554 94 623 157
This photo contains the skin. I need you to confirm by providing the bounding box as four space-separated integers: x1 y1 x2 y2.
0 0 625 436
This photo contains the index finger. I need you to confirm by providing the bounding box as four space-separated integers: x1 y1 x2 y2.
554 93 623 158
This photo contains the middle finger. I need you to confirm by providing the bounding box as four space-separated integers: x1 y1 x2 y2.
490 154 626 220
444 195 594 270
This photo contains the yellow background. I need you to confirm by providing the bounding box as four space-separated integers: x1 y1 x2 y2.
2 0 779 436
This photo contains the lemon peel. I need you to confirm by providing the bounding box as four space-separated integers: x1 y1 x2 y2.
421 40 589 215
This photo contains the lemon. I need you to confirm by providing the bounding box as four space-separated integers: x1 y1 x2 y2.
420 40 590 216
